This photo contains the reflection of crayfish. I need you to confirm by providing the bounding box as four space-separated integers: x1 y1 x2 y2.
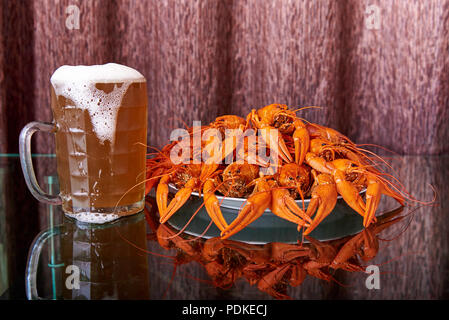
147 200 406 300
146 104 419 239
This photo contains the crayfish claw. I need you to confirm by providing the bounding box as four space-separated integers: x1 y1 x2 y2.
271 189 311 228
159 179 196 223
221 185 271 239
260 127 293 163
203 180 229 231
293 125 309 165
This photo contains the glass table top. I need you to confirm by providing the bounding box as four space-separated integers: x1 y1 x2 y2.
0 154 448 299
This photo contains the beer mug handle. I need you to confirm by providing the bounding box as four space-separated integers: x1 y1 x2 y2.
25 226 63 300
19 121 62 205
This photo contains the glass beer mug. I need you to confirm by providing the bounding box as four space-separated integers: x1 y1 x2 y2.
19 63 148 223
20 63 150 299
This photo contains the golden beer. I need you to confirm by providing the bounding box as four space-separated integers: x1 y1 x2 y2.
60 212 150 300
50 64 148 223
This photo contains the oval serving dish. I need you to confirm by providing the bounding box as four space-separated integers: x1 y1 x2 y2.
166 184 367 244
169 184 365 212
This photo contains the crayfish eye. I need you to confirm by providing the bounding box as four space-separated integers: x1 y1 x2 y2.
321 143 326 146
289 177 293 181
236 169 240 174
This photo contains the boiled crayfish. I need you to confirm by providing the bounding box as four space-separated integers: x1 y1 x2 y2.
145 103 413 238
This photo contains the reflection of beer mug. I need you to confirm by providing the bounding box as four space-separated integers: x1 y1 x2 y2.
26 212 150 300
19 63 148 223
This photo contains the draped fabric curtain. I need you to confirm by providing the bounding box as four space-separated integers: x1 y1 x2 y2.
1 0 449 155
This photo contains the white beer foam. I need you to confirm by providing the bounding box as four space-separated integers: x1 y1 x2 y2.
50 63 145 84
65 211 120 224
50 63 146 144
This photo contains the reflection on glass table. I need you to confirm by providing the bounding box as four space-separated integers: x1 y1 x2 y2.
0 154 59 299
1 155 448 299
145 197 406 299
143 156 447 300
26 211 150 300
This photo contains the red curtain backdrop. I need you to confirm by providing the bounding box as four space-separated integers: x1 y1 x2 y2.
1 0 449 155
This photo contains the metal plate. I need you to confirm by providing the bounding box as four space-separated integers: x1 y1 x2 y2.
167 186 366 244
